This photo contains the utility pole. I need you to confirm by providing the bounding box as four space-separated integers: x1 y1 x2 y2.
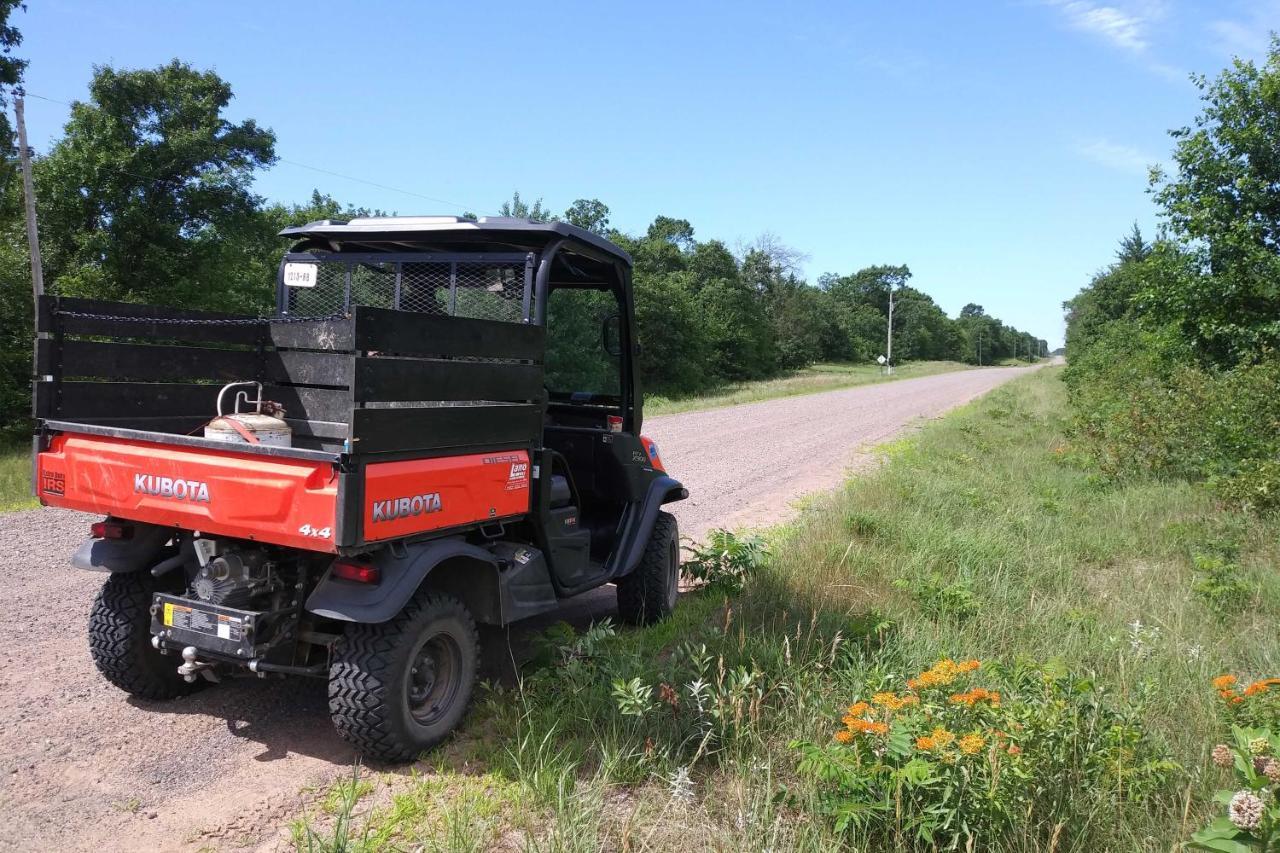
15 89 43 302
885 286 894 375
976 331 983 366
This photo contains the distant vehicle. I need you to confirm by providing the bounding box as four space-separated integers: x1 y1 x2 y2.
33 217 687 761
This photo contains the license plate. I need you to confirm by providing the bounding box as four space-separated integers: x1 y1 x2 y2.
283 262 318 288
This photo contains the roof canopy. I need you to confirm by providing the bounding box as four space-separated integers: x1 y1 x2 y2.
279 216 632 270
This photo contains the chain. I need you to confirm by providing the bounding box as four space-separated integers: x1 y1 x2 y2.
53 310 347 326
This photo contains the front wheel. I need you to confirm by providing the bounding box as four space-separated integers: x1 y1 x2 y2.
617 511 680 625
328 590 479 763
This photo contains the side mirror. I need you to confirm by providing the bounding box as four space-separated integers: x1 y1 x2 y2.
602 314 622 357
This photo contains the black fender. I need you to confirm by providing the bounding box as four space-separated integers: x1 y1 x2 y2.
610 475 687 580
70 521 170 573
306 537 505 625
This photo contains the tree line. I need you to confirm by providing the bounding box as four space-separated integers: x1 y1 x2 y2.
1063 38 1280 511
0 13 1045 436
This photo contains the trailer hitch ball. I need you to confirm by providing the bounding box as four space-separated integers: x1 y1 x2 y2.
177 645 219 683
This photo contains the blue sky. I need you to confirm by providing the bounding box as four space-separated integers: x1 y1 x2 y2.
15 1 1279 347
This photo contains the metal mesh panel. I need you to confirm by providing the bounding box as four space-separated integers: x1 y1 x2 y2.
399 263 451 316
453 263 526 323
281 256 530 322
285 262 348 316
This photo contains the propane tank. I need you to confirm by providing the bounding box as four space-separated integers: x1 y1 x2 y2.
204 381 292 448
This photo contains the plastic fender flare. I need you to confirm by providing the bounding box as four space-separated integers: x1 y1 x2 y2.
70 521 170 573
612 476 687 580
305 537 501 624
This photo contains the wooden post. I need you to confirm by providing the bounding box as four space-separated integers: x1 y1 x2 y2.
14 88 43 301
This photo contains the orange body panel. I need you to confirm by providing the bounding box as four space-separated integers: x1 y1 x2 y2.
37 434 341 552
362 451 531 541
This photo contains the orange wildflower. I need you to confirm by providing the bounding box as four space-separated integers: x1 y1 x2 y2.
846 718 889 736
846 701 872 717
949 688 1001 707
910 659 979 691
1243 678 1280 697
834 729 854 744
872 691 918 712
916 735 936 751
958 734 986 755
1006 744 1022 756
1213 674 1238 690
930 726 955 747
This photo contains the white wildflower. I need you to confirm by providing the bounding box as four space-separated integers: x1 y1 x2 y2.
1229 790 1264 831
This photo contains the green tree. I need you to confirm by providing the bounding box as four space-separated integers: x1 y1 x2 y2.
563 198 610 234
1149 38 1280 364
499 191 554 222
0 0 28 437
38 61 276 312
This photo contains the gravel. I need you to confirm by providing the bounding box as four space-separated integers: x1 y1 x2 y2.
0 364 1036 851
646 365 1039 538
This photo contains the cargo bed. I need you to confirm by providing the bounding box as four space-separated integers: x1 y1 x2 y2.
33 292 545 551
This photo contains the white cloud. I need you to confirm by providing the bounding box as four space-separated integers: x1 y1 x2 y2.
1053 1 1150 51
1044 1 1186 80
1075 139 1159 175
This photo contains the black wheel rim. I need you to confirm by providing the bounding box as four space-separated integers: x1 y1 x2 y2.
406 632 462 727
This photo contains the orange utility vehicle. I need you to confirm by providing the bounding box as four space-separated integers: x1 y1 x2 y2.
33 217 686 761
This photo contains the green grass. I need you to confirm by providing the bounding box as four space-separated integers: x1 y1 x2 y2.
0 445 35 512
296 367 1280 851
644 360 974 416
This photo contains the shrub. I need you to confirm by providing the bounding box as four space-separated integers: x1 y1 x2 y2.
1066 321 1280 492
793 658 1177 849
681 529 768 594
891 573 979 620
1214 459 1280 516
1192 549 1251 617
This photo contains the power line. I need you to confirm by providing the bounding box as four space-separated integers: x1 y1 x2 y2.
275 158 476 213
19 90 482 214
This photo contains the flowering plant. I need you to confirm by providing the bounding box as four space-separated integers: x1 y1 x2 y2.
1215 674 1280 730
1191 675 1280 851
794 659 1175 847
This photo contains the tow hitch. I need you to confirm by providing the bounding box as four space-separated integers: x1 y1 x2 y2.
176 645 220 683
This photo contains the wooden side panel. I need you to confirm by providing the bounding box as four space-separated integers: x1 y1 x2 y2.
351 404 541 453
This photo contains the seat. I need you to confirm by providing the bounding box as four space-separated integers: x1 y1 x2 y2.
549 474 572 508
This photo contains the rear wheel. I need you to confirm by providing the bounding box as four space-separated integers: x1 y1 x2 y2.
617 511 680 625
89 572 203 700
329 591 479 762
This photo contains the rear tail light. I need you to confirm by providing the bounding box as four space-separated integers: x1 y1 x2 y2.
332 558 380 584
91 520 133 540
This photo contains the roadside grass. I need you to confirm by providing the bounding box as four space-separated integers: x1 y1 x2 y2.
297 367 1279 851
0 445 34 512
645 360 973 416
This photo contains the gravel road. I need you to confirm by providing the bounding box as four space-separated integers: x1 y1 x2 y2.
0 364 1035 851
